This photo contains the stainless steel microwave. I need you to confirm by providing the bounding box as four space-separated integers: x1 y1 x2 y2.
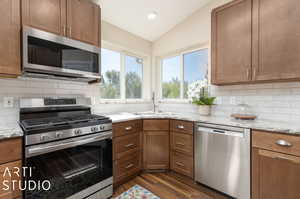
22 26 101 83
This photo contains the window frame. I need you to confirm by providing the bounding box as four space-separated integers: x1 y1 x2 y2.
100 47 146 102
159 47 209 102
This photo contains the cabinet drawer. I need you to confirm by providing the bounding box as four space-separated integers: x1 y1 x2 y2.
0 138 22 164
114 152 141 184
170 152 193 178
114 133 140 160
143 120 169 131
171 132 193 156
252 130 300 157
170 120 193 134
113 120 141 137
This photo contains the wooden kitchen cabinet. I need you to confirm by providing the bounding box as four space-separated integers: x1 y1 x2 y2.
143 130 169 170
252 131 300 199
170 120 194 178
0 138 22 199
22 0 101 46
0 0 21 77
252 0 300 81
143 120 170 170
0 160 22 199
212 0 300 85
67 0 101 46
22 0 66 35
211 0 252 85
113 120 142 186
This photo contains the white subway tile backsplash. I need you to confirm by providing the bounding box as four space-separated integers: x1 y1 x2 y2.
0 78 151 127
159 82 300 122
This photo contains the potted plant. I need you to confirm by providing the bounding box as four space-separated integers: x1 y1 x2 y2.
187 79 216 116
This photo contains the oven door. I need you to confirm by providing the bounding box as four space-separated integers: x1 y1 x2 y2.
24 132 113 199
22 26 101 80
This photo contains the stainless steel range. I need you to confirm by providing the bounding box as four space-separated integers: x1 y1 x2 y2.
19 98 113 199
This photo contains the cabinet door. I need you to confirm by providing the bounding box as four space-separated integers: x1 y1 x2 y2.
252 0 300 81
252 148 300 199
67 0 100 46
0 161 22 199
0 0 21 77
22 0 66 35
143 131 169 170
211 0 252 84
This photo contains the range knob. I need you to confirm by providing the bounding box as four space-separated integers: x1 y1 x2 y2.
74 129 82 135
91 127 99 132
40 135 50 142
56 132 63 138
100 125 105 130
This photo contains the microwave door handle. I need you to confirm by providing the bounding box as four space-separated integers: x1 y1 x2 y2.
26 131 112 158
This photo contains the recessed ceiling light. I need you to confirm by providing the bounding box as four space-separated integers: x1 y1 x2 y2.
148 12 158 20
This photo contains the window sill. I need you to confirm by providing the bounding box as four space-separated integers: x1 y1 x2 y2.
158 99 191 104
99 99 152 104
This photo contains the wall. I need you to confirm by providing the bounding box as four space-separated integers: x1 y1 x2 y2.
0 21 153 129
153 0 300 123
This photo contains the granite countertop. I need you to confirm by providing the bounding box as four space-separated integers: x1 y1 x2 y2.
105 112 300 135
0 125 23 140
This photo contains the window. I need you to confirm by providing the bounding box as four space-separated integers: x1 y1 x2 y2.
100 48 121 99
100 48 144 100
161 48 208 99
162 56 181 99
125 55 143 99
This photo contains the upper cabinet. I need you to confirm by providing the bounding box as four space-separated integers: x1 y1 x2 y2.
211 0 252 84
22 0 101 47
212 0 300 85
67 0 101 46
0 0 21 77
252 0 300 81
22 0 66 35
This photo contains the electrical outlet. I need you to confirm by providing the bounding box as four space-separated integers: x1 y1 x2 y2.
3 97 14 108
230 97 236 105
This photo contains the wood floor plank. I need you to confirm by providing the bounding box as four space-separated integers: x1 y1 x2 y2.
113 172 230 199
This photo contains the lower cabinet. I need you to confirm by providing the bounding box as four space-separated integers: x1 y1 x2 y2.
143 119 170 170
113 120 142 186
0 138 22 199
252 131 300 199
170 120 194 178
0 160 22 199
113 151 141 184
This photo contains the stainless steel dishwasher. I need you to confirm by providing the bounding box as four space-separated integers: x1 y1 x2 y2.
194 122 250 199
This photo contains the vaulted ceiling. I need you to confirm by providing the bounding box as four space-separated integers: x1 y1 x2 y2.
96 0 211 41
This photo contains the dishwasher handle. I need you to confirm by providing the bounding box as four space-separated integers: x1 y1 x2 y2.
196 127 245 137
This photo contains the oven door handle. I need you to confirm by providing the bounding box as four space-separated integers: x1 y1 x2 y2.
26 131 112 158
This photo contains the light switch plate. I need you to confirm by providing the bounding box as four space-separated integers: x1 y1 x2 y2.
230 97 236 105
3 97 14 108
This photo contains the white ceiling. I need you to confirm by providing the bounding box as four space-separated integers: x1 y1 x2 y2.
96 0 211 41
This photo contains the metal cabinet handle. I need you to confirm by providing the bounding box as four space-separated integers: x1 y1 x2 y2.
176 142 185 146
175 162 185 167
177 125 185 129
125 126 132 131
125 164 134 169
62 26 66 36
276 140 292 147
246 68 250 80
125 143 134 148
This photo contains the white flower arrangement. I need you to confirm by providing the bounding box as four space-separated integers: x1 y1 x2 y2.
187 79 208 100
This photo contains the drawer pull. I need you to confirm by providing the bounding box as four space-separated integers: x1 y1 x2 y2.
125 143 134 148
175 162 185 167
125 126 132 131
276 140 292 147
125 164 134 169
176 142 185 146
177 125 185 129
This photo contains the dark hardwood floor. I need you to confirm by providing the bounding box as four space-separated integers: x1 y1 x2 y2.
113 172 231 199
